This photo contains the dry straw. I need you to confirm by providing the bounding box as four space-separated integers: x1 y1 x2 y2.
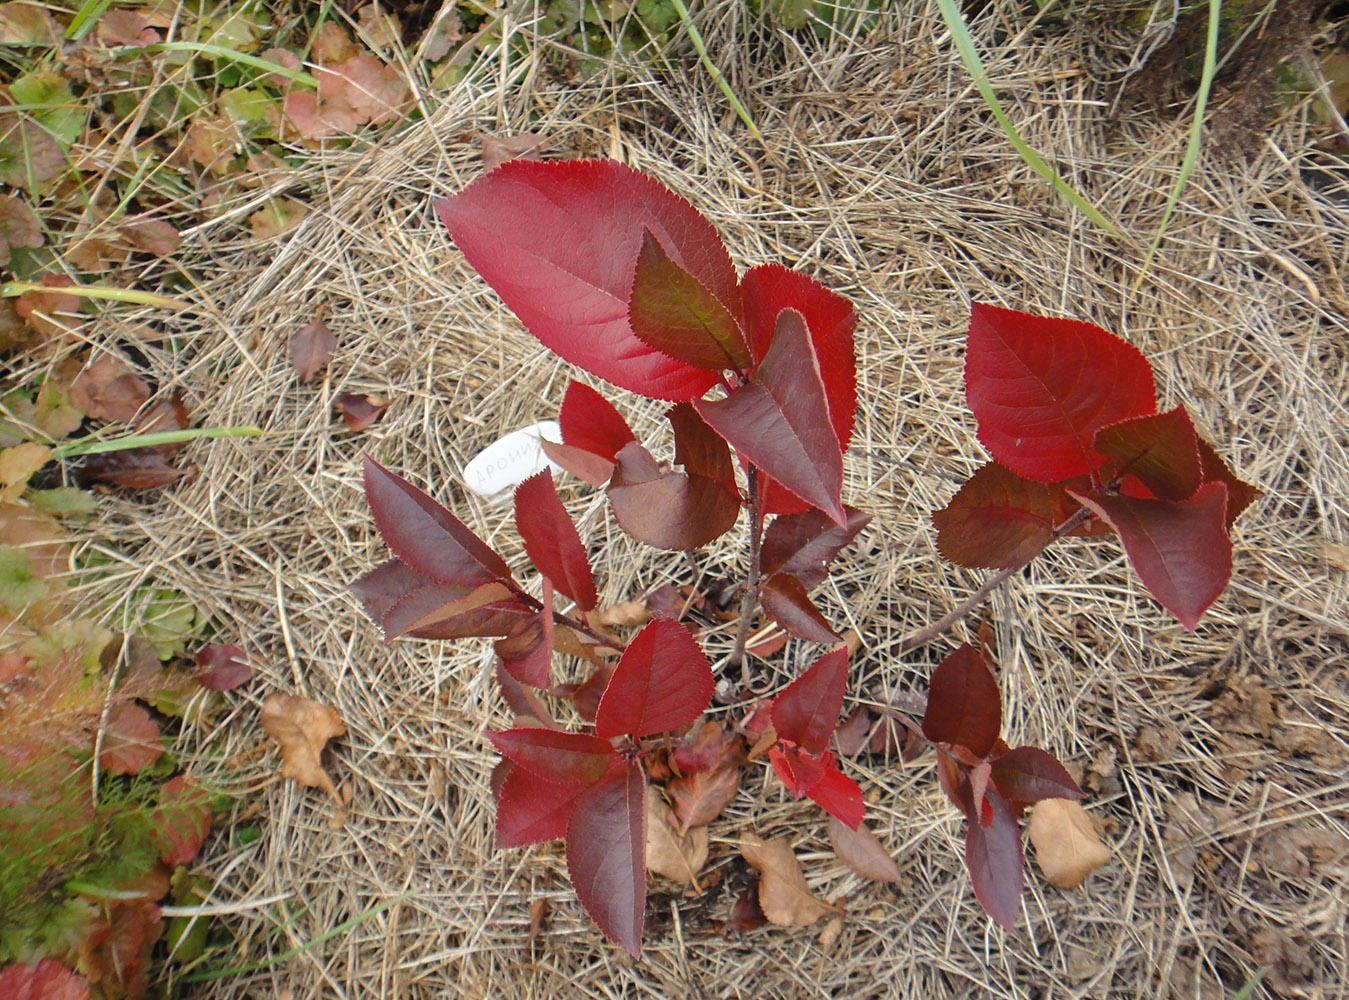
70 1 1349 996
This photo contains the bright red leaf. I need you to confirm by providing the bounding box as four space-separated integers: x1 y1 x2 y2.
363 455 512 587
606 441 740 550
628 229 750 371
695 309 846 525
964 303 1156 482
759 573 839 643
760 505 870 587
964 788 1023 930
495 761 585 848
932 462 1079 569
1071 481 1232 630
494 607 553 688
768 744 865 829
566 760 646 957
1093 405 1202 501
771 647 849 755
514 471 598 611
922 644 1001 758
350 559 530 640
989 746 1083 812
488 728 615 784
436 159 736 401
557 380 636 463
381 581 516 640
594 618 713 739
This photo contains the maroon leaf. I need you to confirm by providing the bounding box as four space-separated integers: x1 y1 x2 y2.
0 959 90 1000
964 789 1023 930
922 644 1001 758
668 402 736 492
193 644 252 691
333 392 388 431
594 618 713 739
770 647 849 755
932 462 1080 569
487 728 615 784
989 746 1083 812
964 303 1156 482
541 440 615 488
435 159 736 401
759 573 839 643
514 471 598 611
1196 437 1259 529
495 761 585 848
566 760 646 957
768 744 865 828
695 309 846 525
628 229 750 372
1071 481 1232 630
381 581 516 640
98 702 163 775
1093 405 1202 501
351 559 530 640
291 316 337 382
606 441 740 550
557 380 636 462
362 455 512 586
494 608 553 688
760 505 870 588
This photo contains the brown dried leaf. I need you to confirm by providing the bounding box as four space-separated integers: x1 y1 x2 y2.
591 599 651 627
70 353 150 423
15 275 82 340
480 132 550 172
740 833 839 926
421 7 463 61
260 693 346 804
0 194 42 266
1028 798 1110 889
667 755 743 832
817 911 845 951
0 119 64 190
98 702 163 775
0 442 50 500
291 316 337 383
827 815 900 883
643 785 708 885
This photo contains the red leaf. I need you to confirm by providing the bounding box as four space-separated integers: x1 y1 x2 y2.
989 746 1083 812
333 392 388 431
382 581 516 640
566 760 647 957
495 608 555 688
363 455 512 586
1094 405 1202 501
194 643 252 691
487 728 615 784
932 462 1079 569
495 761 585 847
922 644 1001 758
760 505 870 587
668 402 737 492
151 775 212 866
557 380 636 462
435 159 735 401
98 702 162 775
759 573 839 643
964 303 1156 482
351 559 529 640
80 396 190 487
769 745 865 828
291 316 337 382
964 789 1024 930
739 264 857 451
1071 482 1232 630
771 648 849 755
1196 436 1259 529
515 476 596 611
606 441 740 550
629 229 749 371
0 959 90 1000
541 440 616 488
695 309 846 525
595 618 713 739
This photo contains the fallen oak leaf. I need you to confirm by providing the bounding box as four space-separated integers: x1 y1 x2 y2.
740 832 840 926
1027 797 1110 889
260 693 346 805
643 785 708 887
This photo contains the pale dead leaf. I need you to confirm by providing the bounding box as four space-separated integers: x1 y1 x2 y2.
817 910 845 951
591 599 651 627
740 833 839 926
479 132 550 172
1028 798 1110 889
261 693 346 804
827 816 900 883
0 442 51 500
644 786 708 886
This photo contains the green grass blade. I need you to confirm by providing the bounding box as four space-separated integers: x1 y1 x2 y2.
147 43 320 88
66 0 116 42
1229 967 1268 1000
53 426 264 459
2 281 187 310
669 0 762 143
934 0 1121 237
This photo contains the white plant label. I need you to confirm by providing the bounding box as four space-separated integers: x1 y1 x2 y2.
462 420 562 502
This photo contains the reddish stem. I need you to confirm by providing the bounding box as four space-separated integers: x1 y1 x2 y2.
728 465 763 685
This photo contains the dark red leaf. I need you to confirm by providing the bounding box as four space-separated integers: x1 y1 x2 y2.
557 380 636 462
0 959 91 1000
768 745 865 828
291 316 337 382
1196 436 1259 529
541 440 616 488
989 746 1083 812
566 760 646 957
932 462 1080 569
1094 405 1202 501
695 309 846 525
194 643 252 691
922 644 1001 758
495 761 585 848
606 441 740 550
435 159 734 401
150 775 212 866
964 789 1023 930
514 471 598 611
494 607 553 688
362 454 512 586
759 573 839 643
487 727 615 784
381 581 516 640
760 505 870 587
1071 482 1232 631
594 618 713 739
668 402 737 492
351 559 530 640
719 886 769 937
964 303 1156 482
770 647 849 755
333 392 388 431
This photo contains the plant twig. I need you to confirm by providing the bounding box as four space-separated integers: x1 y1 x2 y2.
728 465 763 684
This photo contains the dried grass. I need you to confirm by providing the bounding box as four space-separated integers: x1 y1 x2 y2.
67 1 1349 996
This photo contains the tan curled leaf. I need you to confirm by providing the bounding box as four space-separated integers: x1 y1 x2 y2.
740 833 839 926
817 911 845 951
0 442 51 500
1028 797 1110 889
827 815 900 883
644 785 708 886
261 693 346 804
